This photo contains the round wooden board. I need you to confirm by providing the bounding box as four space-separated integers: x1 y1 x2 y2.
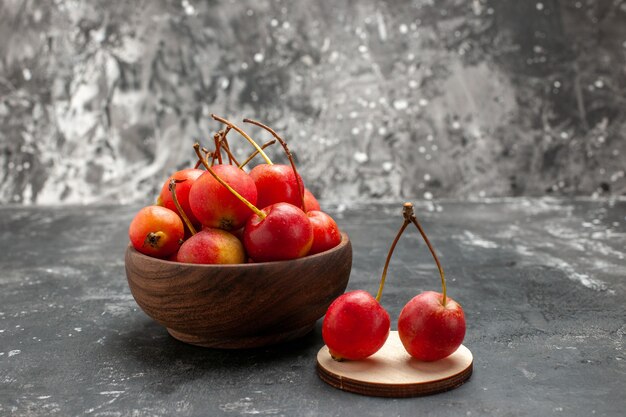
317 331 473 397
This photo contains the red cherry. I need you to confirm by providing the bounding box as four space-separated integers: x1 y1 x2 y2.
307 210 341 255
249 164 303 209
398 291 466 361
188 164 258 230
243 202 313 262
322 290 390 361
176 228 245 264
241 118 310 213
384 202 467 361
128 206 184 258
158 168 203 225
303 188 321 212
191 144 311 263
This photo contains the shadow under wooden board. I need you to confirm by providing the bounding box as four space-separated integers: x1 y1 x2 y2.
317 331 473 397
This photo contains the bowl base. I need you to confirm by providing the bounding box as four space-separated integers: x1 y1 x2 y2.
166 325 315 349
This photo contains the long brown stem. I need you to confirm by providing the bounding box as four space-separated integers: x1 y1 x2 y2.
238 139 276 168
406 203 447 306
243 118 305 211
213 132 223 165
211 144 219 167
220 139 238 166
194 148 213 169
169 179 197 235
219 131 240 167
203 147 212 163
376 202 448 305
220 127 236 165
375 217 410 302
193 143 266 220
211 114 273 165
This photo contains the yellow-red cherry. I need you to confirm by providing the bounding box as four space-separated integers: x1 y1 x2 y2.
176 228 245 264
129 205 184 258
158 168 204 226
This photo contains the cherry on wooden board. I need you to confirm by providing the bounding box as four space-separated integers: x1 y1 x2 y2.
392 202 467 362
322 290 390 361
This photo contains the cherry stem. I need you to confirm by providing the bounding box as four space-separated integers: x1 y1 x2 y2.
205 150 213 166
213 132 224 165
375 211 410 302
210 143 219 167
407 204 447 306
193 143 266 220
238 139 276 169
211 114 273 165
169 179 197 235
195 147 213 169
243 118 305 211
375 202 448 305
219 129 241 167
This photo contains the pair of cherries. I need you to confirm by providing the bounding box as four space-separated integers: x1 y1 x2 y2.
322 203 466 362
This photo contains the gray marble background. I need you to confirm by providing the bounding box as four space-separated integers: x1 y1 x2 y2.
0 0 625 205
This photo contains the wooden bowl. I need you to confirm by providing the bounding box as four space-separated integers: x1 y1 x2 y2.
125 233 352 348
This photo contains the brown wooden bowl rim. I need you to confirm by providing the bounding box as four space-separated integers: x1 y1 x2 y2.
126 231 350 269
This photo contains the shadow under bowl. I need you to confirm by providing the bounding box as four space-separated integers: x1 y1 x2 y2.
125 232 352 348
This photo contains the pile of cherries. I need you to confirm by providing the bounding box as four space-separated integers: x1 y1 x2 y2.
322 203 466 362
129 115 342 264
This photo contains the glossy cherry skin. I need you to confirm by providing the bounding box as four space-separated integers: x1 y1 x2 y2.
249 164 304 209
322 290 390 361
398 291 466 361
157 168 204 225
176 229 245 264
307 210 342 255
303 188 321 212
129 206 184 258
188 164 258 231
243 202 313 262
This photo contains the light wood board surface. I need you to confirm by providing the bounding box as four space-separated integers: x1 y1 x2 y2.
317 331 473 397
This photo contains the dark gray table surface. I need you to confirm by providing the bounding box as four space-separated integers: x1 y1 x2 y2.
1 198 625 416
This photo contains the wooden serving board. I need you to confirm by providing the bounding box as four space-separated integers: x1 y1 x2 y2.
317 331 473 397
